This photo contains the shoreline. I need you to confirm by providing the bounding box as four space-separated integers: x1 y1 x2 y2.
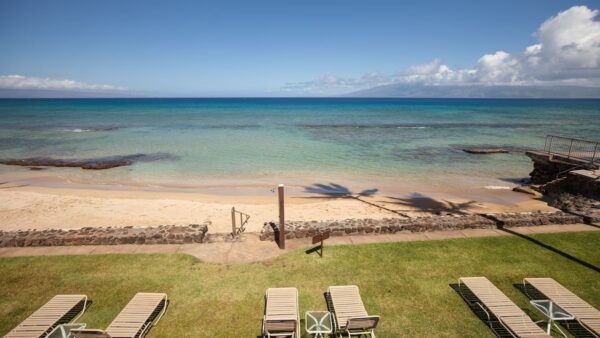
0 171 558 233
0 164 530 196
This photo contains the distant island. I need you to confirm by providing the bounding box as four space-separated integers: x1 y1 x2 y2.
348 84 600 99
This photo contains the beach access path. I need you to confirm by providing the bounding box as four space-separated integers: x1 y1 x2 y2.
0 223 596 264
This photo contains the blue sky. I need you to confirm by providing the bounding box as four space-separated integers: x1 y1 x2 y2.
1 0 600 96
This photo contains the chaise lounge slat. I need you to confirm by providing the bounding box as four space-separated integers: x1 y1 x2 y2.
458 277 547 338
524 278 600 337
327 285 379 338
71 293 167 338
5 294 88 338
262 287 299 338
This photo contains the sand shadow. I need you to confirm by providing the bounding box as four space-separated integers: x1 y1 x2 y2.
303 183 378 198
302 183 409 218
386 193 477 215
497 227 599 273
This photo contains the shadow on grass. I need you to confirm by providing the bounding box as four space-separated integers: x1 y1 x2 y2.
386 193 477 215
264 222 284 249
497 227 600 273
305 245 322 255
53 299 93 334
302 183 410 218
449 284 514 338
513 283 597 338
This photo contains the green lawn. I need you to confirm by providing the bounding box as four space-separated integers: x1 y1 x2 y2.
0 231 598 337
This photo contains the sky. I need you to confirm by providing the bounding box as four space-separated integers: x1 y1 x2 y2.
1 0 600 96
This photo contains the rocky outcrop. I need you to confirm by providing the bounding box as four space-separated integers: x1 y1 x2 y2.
537 170 600 223
0 223 208 247
259 211 582 241
545 193 600 223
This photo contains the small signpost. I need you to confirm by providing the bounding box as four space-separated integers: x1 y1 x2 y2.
311 230 331 258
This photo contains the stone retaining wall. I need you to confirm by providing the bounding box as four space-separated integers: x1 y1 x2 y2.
259 212 583 241
0 223 208 247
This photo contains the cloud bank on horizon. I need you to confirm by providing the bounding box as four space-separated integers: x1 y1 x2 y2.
284 6 600 95
0 74 126 92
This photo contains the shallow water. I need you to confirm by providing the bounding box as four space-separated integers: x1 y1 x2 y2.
0 98 598 191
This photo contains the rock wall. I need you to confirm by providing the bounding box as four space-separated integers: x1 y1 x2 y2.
537 171 600 223
259 212 583 241
0 224 208 247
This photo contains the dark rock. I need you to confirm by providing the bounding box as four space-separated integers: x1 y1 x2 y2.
462 147 510 154
0 153 178 170
512 186 543 198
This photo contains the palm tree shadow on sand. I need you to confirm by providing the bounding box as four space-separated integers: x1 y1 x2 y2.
304 183 378 197
386 192 478 215
301 183 409 218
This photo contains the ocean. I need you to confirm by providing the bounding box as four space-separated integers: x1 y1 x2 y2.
0 98 599 194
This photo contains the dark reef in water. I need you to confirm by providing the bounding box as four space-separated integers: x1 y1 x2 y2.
0 153 177 170
462 147 510 154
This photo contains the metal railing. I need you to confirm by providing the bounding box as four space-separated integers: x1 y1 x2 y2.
543 135 599 164
231 207 250 238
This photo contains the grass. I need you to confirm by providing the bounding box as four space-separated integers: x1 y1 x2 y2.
0 231 598 337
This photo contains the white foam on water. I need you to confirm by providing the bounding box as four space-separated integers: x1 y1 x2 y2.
484 185 512 190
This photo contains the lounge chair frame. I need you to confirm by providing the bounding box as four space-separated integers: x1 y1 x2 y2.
523 278 600 338
458 277 547 338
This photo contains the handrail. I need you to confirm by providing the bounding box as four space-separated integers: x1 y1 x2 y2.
231 207 250 238
543 135 599 164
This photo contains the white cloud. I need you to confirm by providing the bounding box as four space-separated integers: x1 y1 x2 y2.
524 5 600 81
0 75 126 91
285 5 600 94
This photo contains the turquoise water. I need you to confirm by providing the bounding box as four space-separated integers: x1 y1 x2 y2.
0 98 599 189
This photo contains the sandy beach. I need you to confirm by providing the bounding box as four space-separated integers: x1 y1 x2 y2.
0 177 557 233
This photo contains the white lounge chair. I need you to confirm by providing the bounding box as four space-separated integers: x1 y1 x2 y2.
262 287 300 338
327 285 379 338
71 292 167 338
458 277 547 337
5 294 88 338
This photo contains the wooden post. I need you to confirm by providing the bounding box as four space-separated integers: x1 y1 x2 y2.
231 207 236 237
319 238 323 258
311 230 330 258
278 184 285 249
